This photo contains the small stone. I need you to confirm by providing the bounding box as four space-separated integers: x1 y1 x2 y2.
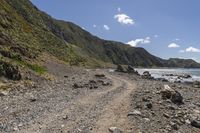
0 91 8 96
163 113 170 118
30 98 37 102
61 125 65 128
63 115 68 120
108 127 123 133
168 105 176 110
144 118 150 122
128 110 142 116
146 102 153 109
185 119 191 125
18 123 23 127
13 126 19 131
95 74 106 78
191 120 200 128
73 83 82 89
170 122 178 130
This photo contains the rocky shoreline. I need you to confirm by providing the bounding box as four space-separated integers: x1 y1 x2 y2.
114 65 200 133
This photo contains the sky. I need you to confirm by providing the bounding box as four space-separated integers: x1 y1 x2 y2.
31 0 200 62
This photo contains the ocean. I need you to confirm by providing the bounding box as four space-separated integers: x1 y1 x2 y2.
136 68 200 82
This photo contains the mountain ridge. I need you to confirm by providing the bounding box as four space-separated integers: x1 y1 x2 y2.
0 0 200 69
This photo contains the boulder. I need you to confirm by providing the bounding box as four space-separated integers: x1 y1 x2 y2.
115 65 127 73
161 85 183 104
191 120 200 128
0 61 21 80
171 91 183 104
127 65 139 75
157 78 169 82
160 85 176 99
193 81 200 88
182 74 192 79
142 71 153 79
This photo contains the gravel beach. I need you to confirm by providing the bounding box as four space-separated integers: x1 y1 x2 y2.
0 61 200 133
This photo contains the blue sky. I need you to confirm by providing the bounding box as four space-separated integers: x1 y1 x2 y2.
31 0 200 62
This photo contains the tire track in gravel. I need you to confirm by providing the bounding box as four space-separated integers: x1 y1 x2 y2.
18 72 136 133
92 75 136 133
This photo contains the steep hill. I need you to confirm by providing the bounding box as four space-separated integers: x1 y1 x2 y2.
0 0 200 71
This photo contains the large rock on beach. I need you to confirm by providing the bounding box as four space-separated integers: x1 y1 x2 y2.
116 65 127 73
161 85 183 104
193 81 200 88
142 71 153 79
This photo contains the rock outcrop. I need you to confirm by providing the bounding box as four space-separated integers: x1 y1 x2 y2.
0 61 21 80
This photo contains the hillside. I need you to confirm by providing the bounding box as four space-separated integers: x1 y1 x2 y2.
0 0 200 76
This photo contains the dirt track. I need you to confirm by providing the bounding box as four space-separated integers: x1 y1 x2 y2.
0 62 136 133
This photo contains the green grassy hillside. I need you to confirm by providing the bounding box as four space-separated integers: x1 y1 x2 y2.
0 0 200 72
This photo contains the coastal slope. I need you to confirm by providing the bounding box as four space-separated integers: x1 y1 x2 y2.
1 0 200 69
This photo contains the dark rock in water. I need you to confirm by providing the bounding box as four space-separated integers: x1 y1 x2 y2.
127 65 140 75
174 80 181 83
142 71 153 79
164 74 175 76
0 61 21 80
127 65 134 71
171 91 183 104
182 74 192 79
157 78 169 82
130 66 138 74
116 65 127 73
115 65 139 75
191 120 200 128
193 81 200 88
143 71 150 75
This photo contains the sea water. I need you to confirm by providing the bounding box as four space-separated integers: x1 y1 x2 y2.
136 68 200 82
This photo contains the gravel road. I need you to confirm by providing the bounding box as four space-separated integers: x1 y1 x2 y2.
0 61 136 133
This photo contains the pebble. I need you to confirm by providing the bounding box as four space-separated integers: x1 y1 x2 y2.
0 91 8 96
128 110 142 116
163 113 170 118
63 115 68 120
108 127 123 133
191 120 200 128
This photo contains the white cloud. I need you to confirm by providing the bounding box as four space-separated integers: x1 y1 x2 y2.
186 47 200 53
114 13 135 25
154 35 158 38
179 50 185 53
93 24 96 28
168 43 180 48
81 27 85 30
117 7 121 12
103 25 110 30
175 38 180 41
127 37 151 47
